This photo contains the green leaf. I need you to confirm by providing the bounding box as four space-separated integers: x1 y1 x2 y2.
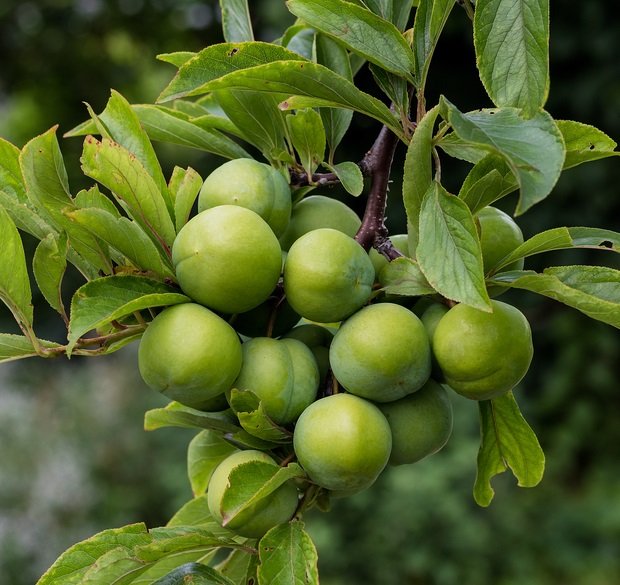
168 166 203 232
192 61 405 140
257 521 318 585
474 0 549 117
369 63 410 116
157 52 196 68
228 389 294 444
167 496 225 532
220 0 254 42
458 154 516 214
145 402 243 434
287 108 326 177
489 266 620 329
75 185 122 217
158 42 307 103
221 462 304 527
556 120 620 169
81 136 177 251
325 161 364 196
133 553 220 585
474 391 545 507
0 206 34 331
359 0 414 30
67 275 188 354
67 208 176 280
35 523 151 585
153 563 235 585
0 334 61 363
215 550 258 585
402 105 440 251
439 99 565 215
378 256 435 296
287 0 416 82
494 226 620 271
33 232 68 319
416 182 491 310
412 0 456 92
188 430 238 496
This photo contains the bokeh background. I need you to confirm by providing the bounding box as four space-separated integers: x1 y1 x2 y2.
1 1 619 584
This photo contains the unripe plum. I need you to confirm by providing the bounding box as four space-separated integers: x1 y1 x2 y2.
368 233 409 275
233 337 319 425
379 379 453 465
432 300 533 400
138 303 242 409
283 228 375 323
477 206 525 274
172 205 282 314
293 393 392 492
329 303 431 402
198 158 292 237
207 449 299 538
282 324 334 383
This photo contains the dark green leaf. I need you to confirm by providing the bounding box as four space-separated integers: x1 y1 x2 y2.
287 108 326 177
0 334 61 363
360 0 414 30
378 256 435 296
153 563 235 585
168 166 203 232
557 120 620 169
215 550 258 585
33 232 68 319
458 154 516 214
474 391 545 507
188 430 238 496
287 0 415 82
417 182 491 310
67 275 188 354
369 63 410 116
220 0 254 42
257 521 318 585
474 0 549 117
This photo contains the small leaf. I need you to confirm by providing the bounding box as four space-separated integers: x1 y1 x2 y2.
220 0 254 42
378 256 435 296
0 334 61 363
169 166 203 232
326 161 364 196
474 0 549 117
67 275 188 354
257 521 318 585
287 108 326 177
167 496 225 532
557 119 620 169
474 391 545 507
287 0 416 82
458 154 516 214
157 52 196 67
417 182 491 310
33 232 68 319
153 562 235 585
188 430 238 496
215 550 259 585
369 63 410 116
145 402 243 434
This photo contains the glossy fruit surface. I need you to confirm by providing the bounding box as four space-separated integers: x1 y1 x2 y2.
172 205 282 314
207 449 299 538
138 303 242 409
293 393 392 492
198 158 292 237
432 300 533 400
329 303 431 402
283 228 375 323
379 379 453 465
477 206 525 274
233 337 319 425
278 195 361 250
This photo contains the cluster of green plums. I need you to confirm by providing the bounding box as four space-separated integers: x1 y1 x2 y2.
137 158 534 538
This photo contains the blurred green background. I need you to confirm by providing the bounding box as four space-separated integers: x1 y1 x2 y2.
1 1 619 584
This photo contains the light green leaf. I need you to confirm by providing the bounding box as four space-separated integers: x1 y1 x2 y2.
458 154 516 214
157 52 196 67
152 562 235 585
168 166 203 232
556 119 620 169
402 105 440 250
221 462 304 527
215 550 258 585
378 256 435 296
68 208 176 279
167 496 227 533
474 391 545 507
81 135 177 251
287 108 326 177
188 430 238 496
257 521 318 585
220 0 254 42
158 42 307 103
412 0 456 92
67 275 188 354
0 206 34 331
474 0 549 117
417 182 491 310
35 523 151 585
33 232 68 319
133 552 220 585
489 265 620 329
326 161 364 196
439 99 565 215
75 185 122 217
145 402 243 434
287 0 416 82
0 334 61 363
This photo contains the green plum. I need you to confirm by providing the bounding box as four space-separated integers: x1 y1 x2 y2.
379 379 453 465
198 158 292 237
419 301 450 380
283 228 375 323
368 233 409 275
172 205 282 314
293 393 392 492
282 324 334 384
207 449 299 538
477 206 525 274
329 303 431 402
432 300 533 400
233 337 319 425
138 303 242 409
278 195 361 251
